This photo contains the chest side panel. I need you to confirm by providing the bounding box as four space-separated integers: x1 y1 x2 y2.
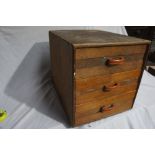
49 32 74 125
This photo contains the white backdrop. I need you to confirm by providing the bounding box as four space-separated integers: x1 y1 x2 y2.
0 26 155 129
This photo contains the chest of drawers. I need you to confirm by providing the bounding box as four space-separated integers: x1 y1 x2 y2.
49 30 151 126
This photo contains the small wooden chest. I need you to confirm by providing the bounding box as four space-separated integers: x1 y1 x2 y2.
49 30 151 126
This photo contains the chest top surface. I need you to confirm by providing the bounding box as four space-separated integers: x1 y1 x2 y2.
50 30 151 48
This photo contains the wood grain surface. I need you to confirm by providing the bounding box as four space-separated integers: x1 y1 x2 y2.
76 79 138 105
49 32 75 125
49 30 151 127
75 44 147 60
75 91 136 125
75 101 133 126
76 60 143 78
75 69 141 92
51 30 150 48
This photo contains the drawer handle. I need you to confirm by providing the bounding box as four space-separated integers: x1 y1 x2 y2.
106 57 125 66
103 83 118 91
100 104 114 112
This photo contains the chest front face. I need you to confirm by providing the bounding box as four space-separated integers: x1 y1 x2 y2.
49 30 150 127
74 44 148 126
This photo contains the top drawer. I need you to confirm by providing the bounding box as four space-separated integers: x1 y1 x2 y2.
75 44 147 60
75 45 147 78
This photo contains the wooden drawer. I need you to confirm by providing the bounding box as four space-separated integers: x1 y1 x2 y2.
75 90 136 114
75 101 133 126
75 91 135 125
75 69 141 94
76 78 138 105
75 53 145 78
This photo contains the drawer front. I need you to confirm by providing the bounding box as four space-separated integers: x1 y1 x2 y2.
76 69 141 94
75 91 135 125
76 78 138 105
75 54 144 78
75 90 136 114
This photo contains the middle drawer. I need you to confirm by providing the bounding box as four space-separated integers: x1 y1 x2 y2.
75 69 141 105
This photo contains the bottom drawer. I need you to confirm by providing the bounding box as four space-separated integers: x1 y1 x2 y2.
75 91 136 126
